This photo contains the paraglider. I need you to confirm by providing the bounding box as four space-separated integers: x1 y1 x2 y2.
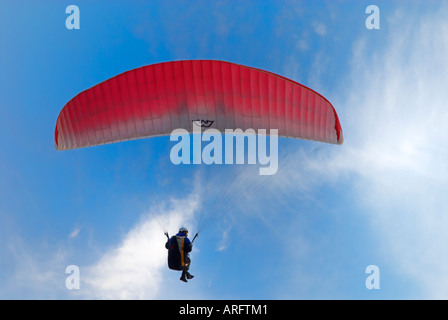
54 60 343 151
55 60 343 280
165 227 196 282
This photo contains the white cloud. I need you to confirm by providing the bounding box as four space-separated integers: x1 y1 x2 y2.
0 231 70 299
68 226 81 239
215 226 231 252
0 190 202 299
312 21 327 36
81 194 199 299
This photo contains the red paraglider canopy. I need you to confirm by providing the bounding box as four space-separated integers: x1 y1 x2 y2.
55 60 343 150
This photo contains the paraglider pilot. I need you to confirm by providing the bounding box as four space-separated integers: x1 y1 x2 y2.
165 227 195 282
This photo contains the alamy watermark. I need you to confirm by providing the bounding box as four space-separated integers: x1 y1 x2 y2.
65 5 80 30
365 265 380 290
169 124 278 176
65 265 80 290
365 5 380 30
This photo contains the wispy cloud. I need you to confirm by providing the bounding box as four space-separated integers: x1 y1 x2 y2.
216 226 231 252
337 5 448 298
254 3 448 299
312 21 327 36
274 4 448 298
68 226 81 239
0 230 70 299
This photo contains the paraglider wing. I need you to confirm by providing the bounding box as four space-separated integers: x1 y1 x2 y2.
55 60 343 150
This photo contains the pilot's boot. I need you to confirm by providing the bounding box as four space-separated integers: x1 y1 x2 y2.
186 271 194 280
180 270 187 282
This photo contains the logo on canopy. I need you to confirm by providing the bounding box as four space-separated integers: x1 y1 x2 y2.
192 120 214 128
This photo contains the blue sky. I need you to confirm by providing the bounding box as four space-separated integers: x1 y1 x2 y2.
1 0 448 299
